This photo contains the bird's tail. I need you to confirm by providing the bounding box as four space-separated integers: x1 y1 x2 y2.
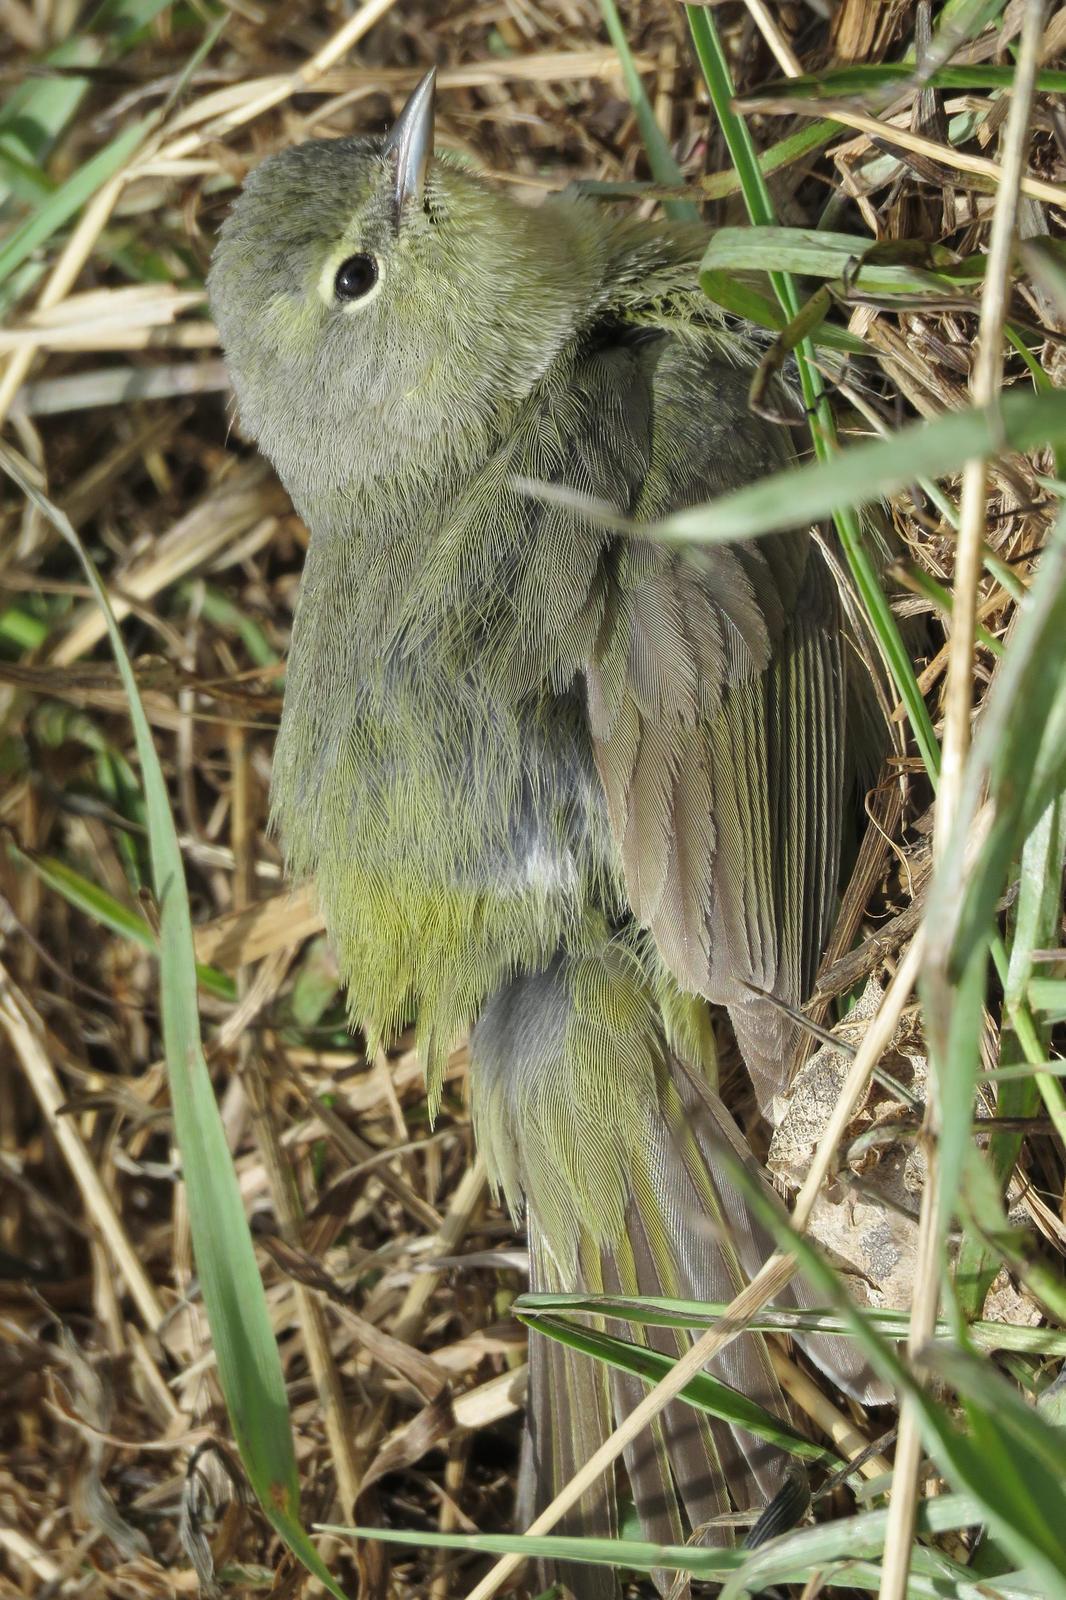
470 935 870 1597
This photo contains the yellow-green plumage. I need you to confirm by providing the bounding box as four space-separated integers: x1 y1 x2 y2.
208 73 881 1594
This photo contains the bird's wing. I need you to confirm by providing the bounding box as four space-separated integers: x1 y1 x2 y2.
582 332 847 1107
407 329 845 1107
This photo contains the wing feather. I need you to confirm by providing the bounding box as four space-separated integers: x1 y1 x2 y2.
651 739 715 991
580 337 847 1106
413 325 848 1109
620 714 678 924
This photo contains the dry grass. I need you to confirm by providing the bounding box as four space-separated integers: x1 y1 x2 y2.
1 2 1064 1597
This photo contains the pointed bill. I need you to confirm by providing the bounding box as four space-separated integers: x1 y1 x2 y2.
383 68 436 221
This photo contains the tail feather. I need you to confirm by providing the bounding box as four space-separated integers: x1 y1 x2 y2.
473 945 814 1598
640 1082 786 1503
522 1118 794 1600
527 1188 755 1599
603 1207 730 1549
524 1242 618 1600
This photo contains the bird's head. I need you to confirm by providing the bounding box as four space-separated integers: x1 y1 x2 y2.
208 71 604 512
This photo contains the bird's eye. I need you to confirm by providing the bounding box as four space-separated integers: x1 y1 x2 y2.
334 253 379 301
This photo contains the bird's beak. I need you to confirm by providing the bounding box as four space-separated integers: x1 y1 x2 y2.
383 68 436 224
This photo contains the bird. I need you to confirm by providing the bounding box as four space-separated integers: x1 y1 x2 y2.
208 68 882 1595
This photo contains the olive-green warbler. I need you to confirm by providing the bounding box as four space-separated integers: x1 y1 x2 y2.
209 70 881 1587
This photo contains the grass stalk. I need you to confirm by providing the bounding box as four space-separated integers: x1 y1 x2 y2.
597 0 697 222
882 6 1047 1596
684 3 941 779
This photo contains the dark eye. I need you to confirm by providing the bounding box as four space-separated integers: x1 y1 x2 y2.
334 253 378 301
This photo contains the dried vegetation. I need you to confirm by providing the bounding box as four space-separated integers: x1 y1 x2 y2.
1 1 1064 1597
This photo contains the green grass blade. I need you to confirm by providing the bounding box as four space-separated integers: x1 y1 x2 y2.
981 1061 1066 1083
702 224 989 305
514 1294 1066 1354
757 63 1066 97
701 119 840 200
0 604 49 649
11 848 237 1001
0 36 99 195
1028 978 1066 1022
0 443 345 1600
931 944 990 1291
684 2 941 778
698 267 867 352
517 1313 837 1465
957 796 1066 1311
718 1490 1000 1600
656 388 1066 545
927 1345 1066 1586
598 0 697 224
702 225 877 278
86 0 176 45
13 848 154 948
710 1133 1066 1593
935 0 1009 45
323 1492 1000 1595
325 1524 743 1580
925 505 1066 991
0 119 150 288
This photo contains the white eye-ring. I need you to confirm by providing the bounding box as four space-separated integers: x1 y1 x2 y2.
318 251 384 310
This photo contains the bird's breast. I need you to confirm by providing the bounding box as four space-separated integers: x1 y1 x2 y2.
276 632 606 897
271 625 622 1060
